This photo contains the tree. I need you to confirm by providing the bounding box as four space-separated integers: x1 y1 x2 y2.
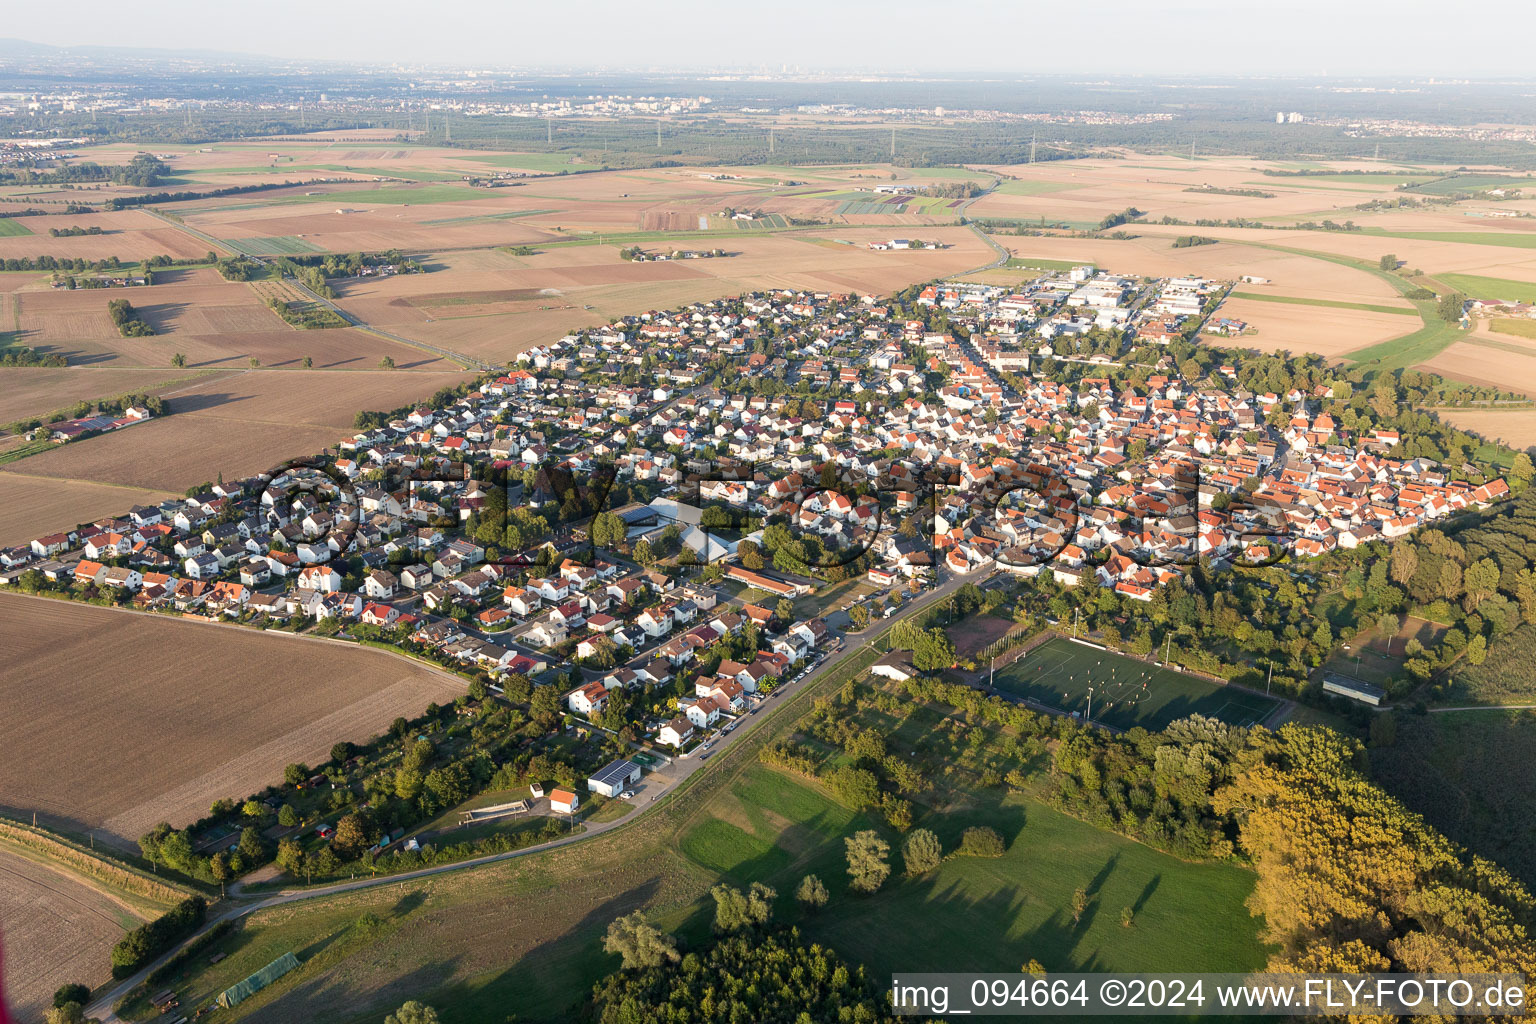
1121 906 1135 928
845 829 891 893
333 812 368 858
379 355 395 369
776 597 795 622
1513 452 1534 485
44 1004 95 1024
1071 887 1090 924
848 603 871 630
239 825 264 862
331 740 354 764
602 911 680 969
1437 292 1465 323
902 827 943 875
632 538 654 565
957 825 1006 857
711 881 776 932
301 355 313 368
1466 633 1488 665
170 352 186 368
284 763 309 787
53 984 91 1009
276 837 305 875
383 1002 440 1024
249 357 261 368
1378 253 1398 272
796 873 829 911
278 803 298 827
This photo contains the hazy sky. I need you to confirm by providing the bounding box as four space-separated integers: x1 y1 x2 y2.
6 0 1531 77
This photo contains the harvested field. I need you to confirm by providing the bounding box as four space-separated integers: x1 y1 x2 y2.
335 227 992 363
0 366 210 425
1420 341 1536 399
0 846 147 1020
1214 297 1416 358
0 473 176 548
1433 406 1536 449
0 593 466 845
0 367 469 492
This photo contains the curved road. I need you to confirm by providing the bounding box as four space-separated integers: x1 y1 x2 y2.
84 568 977 1022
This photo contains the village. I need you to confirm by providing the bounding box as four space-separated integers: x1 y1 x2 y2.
0 268 1513 764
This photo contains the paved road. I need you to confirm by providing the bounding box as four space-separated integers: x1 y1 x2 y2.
83 568 976 1022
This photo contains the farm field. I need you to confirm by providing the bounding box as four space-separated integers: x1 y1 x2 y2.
1216 297 1417 358
0 593 466 846
1433 406 1536 449
1419 340 1536 399
989 636 1281 731
1491 318 1536 339
0 472 176 548
1436 273 1536 303
332 226 994 363
0 209 209 261
0 366 472 491
0 365 215 425
0 846 153 1020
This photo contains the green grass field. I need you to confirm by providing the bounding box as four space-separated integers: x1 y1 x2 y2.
990 636 1280 731
1435 273 1536 303
1406 174 1532 196
456 152 602 173
285 184 488 206
1363 229 1536 250
0 217 33 237
1491 318 1536 339
1230 291 1417 316
995 180 1088 196
1005 257 1087 272
224 235 325 256
683 764 1267 975
1263 173 1437 186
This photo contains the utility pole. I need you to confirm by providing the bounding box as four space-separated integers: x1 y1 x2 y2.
1164 633 1172 666
1030 132 1037 164
1266 660 1273 695
890 126 896 159
1087 686 1093 724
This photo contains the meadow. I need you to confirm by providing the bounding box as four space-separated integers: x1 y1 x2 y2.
121 635 1268 1024
988 636 1281 731
1436 273 1536 303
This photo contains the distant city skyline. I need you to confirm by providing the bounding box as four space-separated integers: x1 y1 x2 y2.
2 0 1533 79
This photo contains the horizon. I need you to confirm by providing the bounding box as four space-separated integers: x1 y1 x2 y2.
2 0 1533 78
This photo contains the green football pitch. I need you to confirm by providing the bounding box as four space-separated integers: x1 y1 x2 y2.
989 635 1281 732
